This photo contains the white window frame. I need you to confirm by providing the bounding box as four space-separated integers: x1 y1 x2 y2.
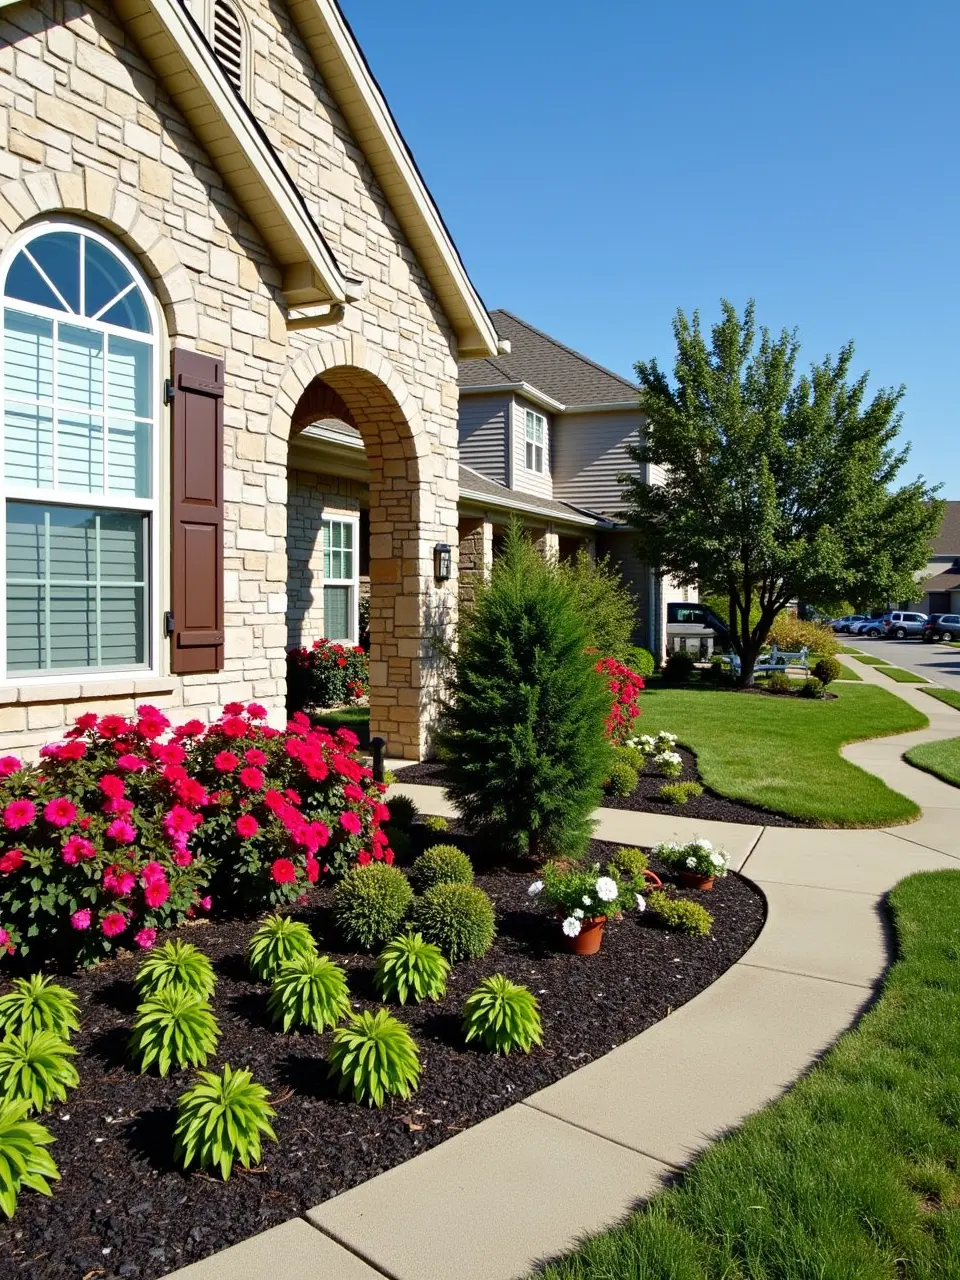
321 514 359 645
0 218 162 686
524 408 545 474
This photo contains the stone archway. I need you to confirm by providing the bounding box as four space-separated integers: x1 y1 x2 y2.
273 338 458 759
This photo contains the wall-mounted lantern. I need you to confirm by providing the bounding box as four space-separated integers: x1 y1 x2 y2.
433 543 452 582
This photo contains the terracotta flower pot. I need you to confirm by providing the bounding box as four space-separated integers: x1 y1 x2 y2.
558 912 607 955
677 871 715 892
642 869 663 889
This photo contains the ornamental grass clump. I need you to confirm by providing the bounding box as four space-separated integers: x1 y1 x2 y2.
654 838 729 879
646 890 714 937
439 524 610 861
135 940 216 1001
0 1098 59 1218
246 914 317 981
267 954 351 1033
174 1064 277 1180
0 1029 78 1114
0 976 79 1041
462 975 543 1055
659 781 704 806
128 987 220 1077
410 883 496 962
332 863 414 951
327 1009 421 1106
409 844 474 892
374 932 450 1004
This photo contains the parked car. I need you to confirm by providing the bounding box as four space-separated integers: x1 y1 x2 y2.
882 611 928 640
921 614 960 643
850 617 884 638
831 614 869 634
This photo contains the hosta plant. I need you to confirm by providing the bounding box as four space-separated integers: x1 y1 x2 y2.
134 940 216 1001
174 1064 277 1180
0 1029 78 1114
0 1098 59 1218
128 987 220 1076
328 1009 421 1106
462 974 543 1055
374 932 450 1004
0 975 80 1041
267 954 351 1033
247 914 317 981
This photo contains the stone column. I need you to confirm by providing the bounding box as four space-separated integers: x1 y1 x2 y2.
458 516 493 613
531 526 559 562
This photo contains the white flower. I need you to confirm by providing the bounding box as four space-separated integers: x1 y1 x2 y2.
635 893 646 912
695 838 713 852
573 908 584 919
562 916 582 937
582 895 593 906
527 880 544 897
710 852 726 868
595 876 619 903
686 856 697 869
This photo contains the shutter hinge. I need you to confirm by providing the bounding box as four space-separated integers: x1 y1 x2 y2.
163 611 176 638
163 378 176 405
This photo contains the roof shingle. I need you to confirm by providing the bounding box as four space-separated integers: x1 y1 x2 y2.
932 502 960 556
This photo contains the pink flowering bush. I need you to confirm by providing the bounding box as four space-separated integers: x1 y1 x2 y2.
595 657 645 744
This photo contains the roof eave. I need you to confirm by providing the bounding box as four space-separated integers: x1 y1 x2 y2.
459 381 567 414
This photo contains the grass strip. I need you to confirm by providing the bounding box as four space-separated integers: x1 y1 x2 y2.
905 737 960 789
537 870 960 1280
877 666 930 684
311 705 371 747
923 688 960 712
845 653 890 666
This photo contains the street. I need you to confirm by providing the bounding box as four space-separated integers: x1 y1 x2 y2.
846 636 960 691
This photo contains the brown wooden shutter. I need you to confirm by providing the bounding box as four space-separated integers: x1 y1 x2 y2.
169 348 225 674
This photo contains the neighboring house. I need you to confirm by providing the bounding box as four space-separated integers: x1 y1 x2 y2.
457 310 691 655
911 502 960 613
0 0 501 760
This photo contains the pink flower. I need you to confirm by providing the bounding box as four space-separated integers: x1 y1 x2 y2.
99 775 125 800
264 789 287 814
0 849 24 874
247 703 268 720
223 701 245 716
103 866 136 896
57 741 87 761
106 818 136 844
199 896 212 912
270 858 296 885
70 712 99 734
174 719 205 739
339 811 362 836
356 850 372 866
141 861 166 883
0 755 23 776
171 847 193 867
3 799 35 830
284 789 302 806
244 748 268 766
143 878 169 908
221 716 248 739
62 835 95 864
164 805 201 837
43 797 77 828
101 912 127 938
150 742 186 767
343 784 365 803
104 797 134 817
235 814 259 839
239 767 264 791
305 857 320 884
172 776 207 807
134 927 157 949
0 926 12 953
213 751 239 772
116 754 148 772
70 909 91 931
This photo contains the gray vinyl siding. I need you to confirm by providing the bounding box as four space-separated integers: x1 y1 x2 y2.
458 393 510 485
596 530 651 647
511 395 553 499
551 409 643 512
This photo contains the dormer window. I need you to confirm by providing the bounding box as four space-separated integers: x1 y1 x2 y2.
524 409 545 474
211 0 247 97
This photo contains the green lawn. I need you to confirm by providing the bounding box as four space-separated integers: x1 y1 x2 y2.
837 643 866 654
537 871 960 1280
831 660 862 681
844 652 889 666
877 666 930 684
924 688 960 712
311 705 371 747
633 681 925 825
905 737 960 789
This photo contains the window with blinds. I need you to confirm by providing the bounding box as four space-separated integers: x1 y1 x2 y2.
322 517 358 643
0 225 157 678
212 0 246 96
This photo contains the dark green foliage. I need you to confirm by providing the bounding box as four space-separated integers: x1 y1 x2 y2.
174 1065 276 1180
705 654 732 684
813 655 843 686
439 525 610 861
626 646 656 677
128 988 220 1076
383 825 411 860
662 649 697 683
267 954 351 1033
462 974 543 1055
410 882 496 962
327 1009 421 1106
331 863 414 951
0 976 80 1042
767 671 795 695
557 549 638 660
135 940 216 1000
0 1029 78 1114
246 915 317 982
0 1099 59 1218
800 676 826 699
384 795 418 831
647 890 713 936
374 932 450 1004
659 781 704 805
606 760 639 797
409 844 474 892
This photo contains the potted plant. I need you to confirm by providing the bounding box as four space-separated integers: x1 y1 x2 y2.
527 862 641 955
653 838 729 892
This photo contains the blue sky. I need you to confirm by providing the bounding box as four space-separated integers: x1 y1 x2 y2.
339 0 959 496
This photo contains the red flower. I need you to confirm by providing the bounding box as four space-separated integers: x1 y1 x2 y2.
270 858 296 885
356 850 372 866
143 877 169 908
100 774 126 800
116 754 149 773
57 741 86 761
71 712 99 734
223 701 245 716
43 797 77 828
174 719 206 738
339 811 362 836
3 799 35 830
236 814 259 839
101 912 127 937
150 742 186 766
0 849 24 874
384 848 395 865
246 703 268 720
221 716 248 739
98 714 130 739
244 748 268 766
239 766 264 790
0 755 22 776
305 857 320 883
284 789 302 806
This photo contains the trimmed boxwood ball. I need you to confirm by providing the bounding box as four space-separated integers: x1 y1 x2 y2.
613 744 646 773
409 844 474 892
659 781 704 805
331 863 414 951
662 649 696 683
606 760 639 797
800 676 826 699
422 814 450 834
383 825 412 860
626 646 655 677
384 795 418 831
411 882 496 962
813 655 842 686
767 671 794 695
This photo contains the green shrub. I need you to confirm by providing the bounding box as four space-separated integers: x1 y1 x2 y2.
613 744 646 773
767 613 840 656
327 1009 421 1106
766 671 795 695
0 1098 59 1218
704 654 731 684
135 940 216 1001
128 987 220 1076
606 760 639 797
662 649 697 683
411 882 496 962
609 846 649 879
462 975 543 1055
557 549 639 661
439 524 610 861
0 976 79 1042
813 655 843 686
174 1064 277 1180
659 781 704 805
383 825 411 860
422 814 450 834
410 844 474 892
374 932 450 1004
625 646 655 677
0 1030 78 1114
331 863 414 951
800 676 826 699
267 954 351 1034
384 795 418 831
246 915 317 982
646 890 713 937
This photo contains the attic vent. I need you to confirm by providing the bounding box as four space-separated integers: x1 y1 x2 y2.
212 0 245 95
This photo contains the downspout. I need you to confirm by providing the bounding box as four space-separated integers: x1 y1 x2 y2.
649 567 658 659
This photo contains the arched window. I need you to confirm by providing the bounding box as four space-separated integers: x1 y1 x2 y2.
212 0 247 96
0 223 158 677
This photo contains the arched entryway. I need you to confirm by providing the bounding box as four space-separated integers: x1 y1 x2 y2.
273 338 458 759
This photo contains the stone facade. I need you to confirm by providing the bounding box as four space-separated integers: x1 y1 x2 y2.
0 0 465 758
286 468 364 648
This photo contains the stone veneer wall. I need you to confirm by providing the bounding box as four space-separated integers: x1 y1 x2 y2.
286 469 365 649
0 0 462 758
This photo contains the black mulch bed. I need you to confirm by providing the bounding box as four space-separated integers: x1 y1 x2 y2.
0 834 764 1280
394 746 818 829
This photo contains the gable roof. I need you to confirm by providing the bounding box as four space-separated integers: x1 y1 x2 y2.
932 502 960 556
459 310 638 408
458 464 608 528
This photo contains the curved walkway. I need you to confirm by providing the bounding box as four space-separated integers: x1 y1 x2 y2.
168 659 960 1280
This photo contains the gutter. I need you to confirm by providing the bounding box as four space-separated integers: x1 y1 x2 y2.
460 385 641 417
458 486 606 529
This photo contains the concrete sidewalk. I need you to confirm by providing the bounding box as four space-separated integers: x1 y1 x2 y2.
167 674 960 1280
